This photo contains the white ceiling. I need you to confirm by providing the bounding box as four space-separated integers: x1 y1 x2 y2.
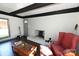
0 3 79 17
0 3 33 13
17 3 79 16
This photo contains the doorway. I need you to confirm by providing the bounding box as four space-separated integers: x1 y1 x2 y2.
23 19 28 36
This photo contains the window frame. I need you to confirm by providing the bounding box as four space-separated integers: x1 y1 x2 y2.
0 18 10 39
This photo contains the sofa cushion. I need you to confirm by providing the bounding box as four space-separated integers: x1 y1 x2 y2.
40 45 53 56
51 44 64 56
58 32 65 45
61 33 74 49
70 36 79 49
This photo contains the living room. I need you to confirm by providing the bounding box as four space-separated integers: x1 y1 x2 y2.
0 3 79 56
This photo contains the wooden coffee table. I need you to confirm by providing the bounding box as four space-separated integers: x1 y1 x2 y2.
12 41 37 56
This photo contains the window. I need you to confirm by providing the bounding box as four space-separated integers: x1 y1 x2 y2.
0 18 10 39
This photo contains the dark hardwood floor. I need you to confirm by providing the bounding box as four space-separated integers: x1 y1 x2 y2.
0 39 40 56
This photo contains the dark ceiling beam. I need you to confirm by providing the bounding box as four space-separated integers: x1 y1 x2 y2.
10 3 54 14
0 11 23 18
23 6 79 18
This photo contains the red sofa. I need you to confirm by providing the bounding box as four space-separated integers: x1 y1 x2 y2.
50 32 79 56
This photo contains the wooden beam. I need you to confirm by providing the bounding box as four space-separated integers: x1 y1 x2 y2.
23 6 79 18
10 3 53 14
0 11 23 18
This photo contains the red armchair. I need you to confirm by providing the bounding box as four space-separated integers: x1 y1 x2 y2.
50 32 79 56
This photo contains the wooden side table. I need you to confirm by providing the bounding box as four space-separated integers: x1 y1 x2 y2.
63 49 75 56
75 54 79 56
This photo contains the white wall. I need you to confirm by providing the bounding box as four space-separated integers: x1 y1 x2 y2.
0 14 24 42
27 12 79 40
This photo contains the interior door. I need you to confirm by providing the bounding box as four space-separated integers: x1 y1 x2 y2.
24 20 28 36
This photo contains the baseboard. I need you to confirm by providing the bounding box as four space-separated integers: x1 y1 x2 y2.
0 38 15 44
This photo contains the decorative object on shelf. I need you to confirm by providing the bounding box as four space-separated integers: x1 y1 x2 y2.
17 35 20 38
75 24 78 30
74 24 78 34
45 38 52 43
